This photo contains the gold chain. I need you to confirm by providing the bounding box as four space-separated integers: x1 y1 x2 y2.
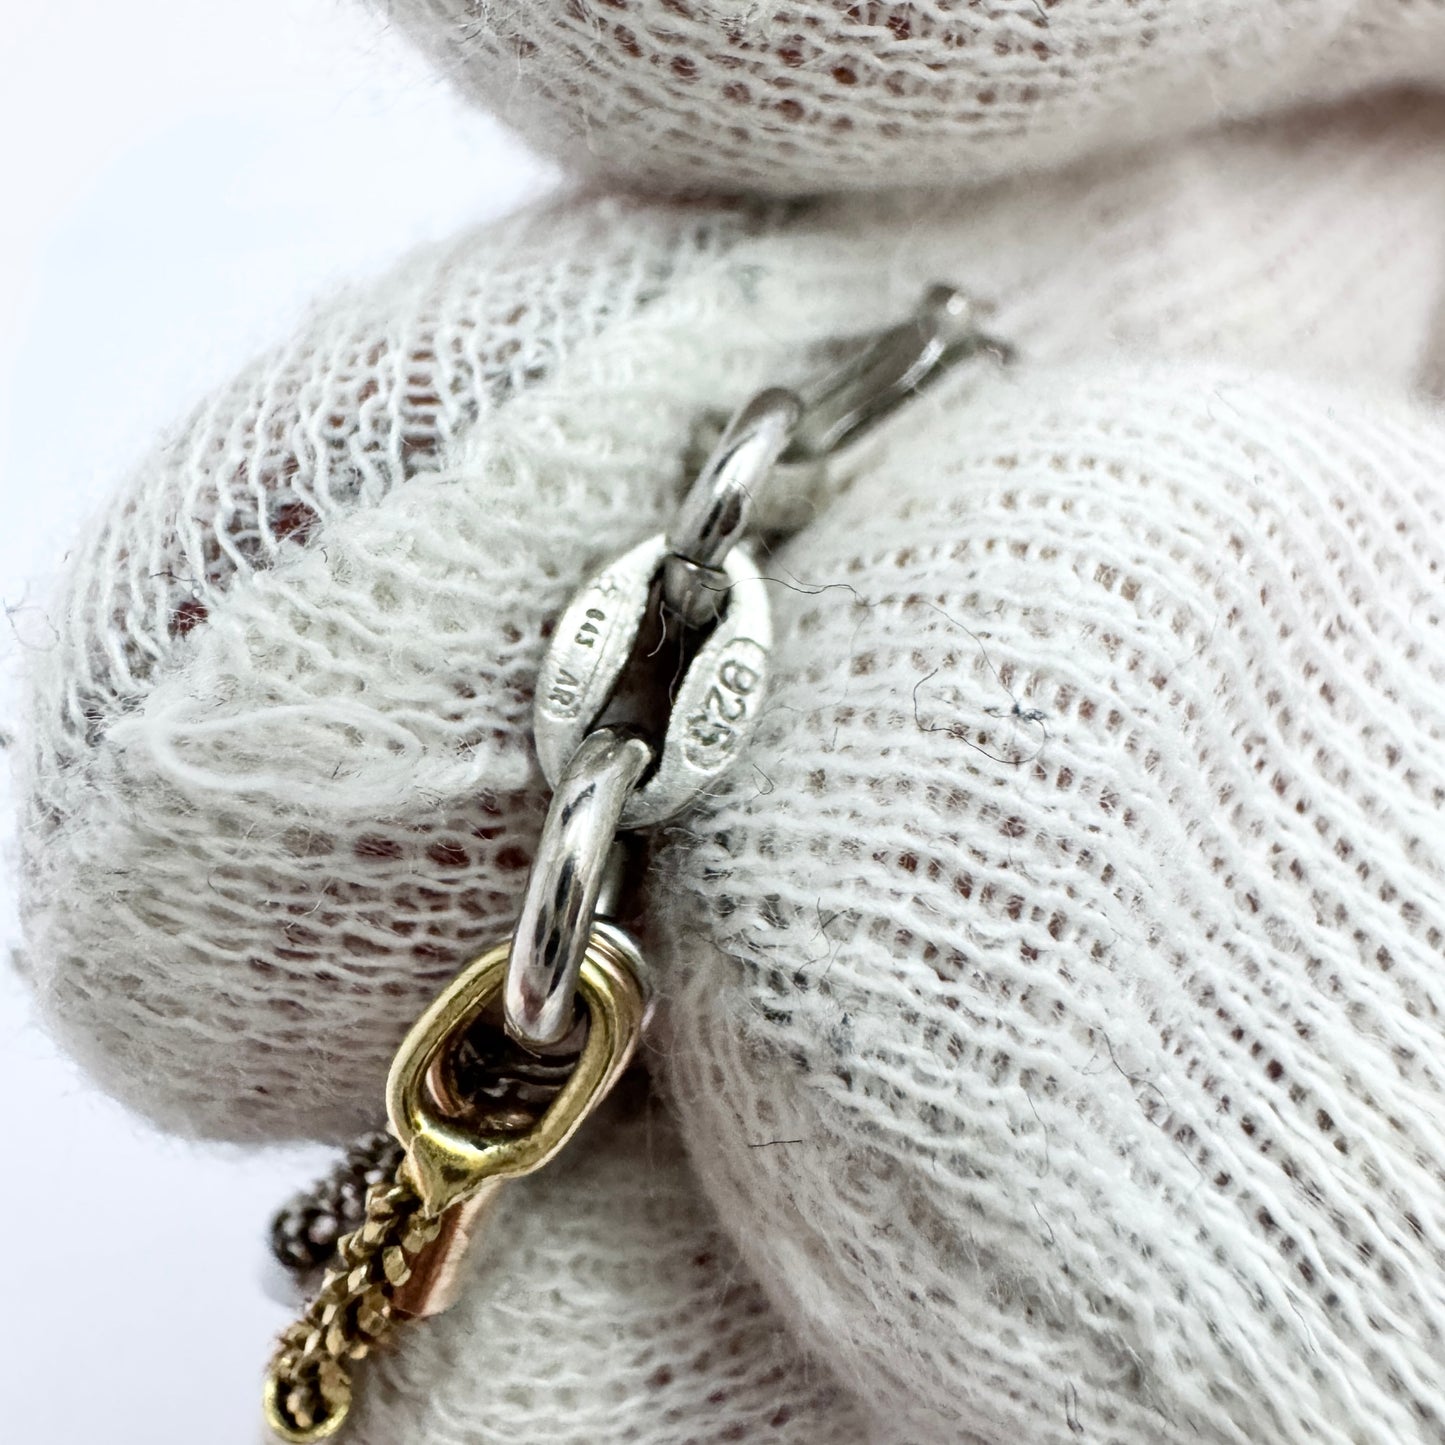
263 1168 441 1443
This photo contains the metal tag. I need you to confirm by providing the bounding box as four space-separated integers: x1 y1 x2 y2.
533 532 772 828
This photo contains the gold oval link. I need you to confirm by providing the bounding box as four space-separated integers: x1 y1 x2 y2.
386 924 647 1215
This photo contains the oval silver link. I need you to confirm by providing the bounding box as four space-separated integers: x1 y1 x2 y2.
662 387 800 626
533 533 773 828
505 728 652 1050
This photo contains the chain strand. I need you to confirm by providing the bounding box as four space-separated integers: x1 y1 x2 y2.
264 1169 441 1442
271 1131 405 1277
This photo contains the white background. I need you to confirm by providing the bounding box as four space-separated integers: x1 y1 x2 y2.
0 4 552 1438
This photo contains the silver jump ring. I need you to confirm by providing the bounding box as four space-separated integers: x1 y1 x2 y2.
661 387 801 626
504 728 652 1050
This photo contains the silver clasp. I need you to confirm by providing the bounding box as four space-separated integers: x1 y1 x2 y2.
780 284 1011 466
533 283 1009 828
670 284 1012 557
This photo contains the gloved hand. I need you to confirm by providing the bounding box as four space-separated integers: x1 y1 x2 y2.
17 6 1445 1443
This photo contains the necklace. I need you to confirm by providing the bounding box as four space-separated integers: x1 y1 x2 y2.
261 284 1012 1442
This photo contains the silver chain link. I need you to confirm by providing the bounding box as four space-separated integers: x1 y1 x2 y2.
503 284 1010 1050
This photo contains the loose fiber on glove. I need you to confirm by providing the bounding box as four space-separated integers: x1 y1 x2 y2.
655 361 1445 1444
370 0 1445 195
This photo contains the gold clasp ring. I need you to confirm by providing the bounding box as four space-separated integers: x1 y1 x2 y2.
386 922 648 1218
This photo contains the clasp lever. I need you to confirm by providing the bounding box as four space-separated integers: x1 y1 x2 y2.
782 284 1013 466
663 284 1012 622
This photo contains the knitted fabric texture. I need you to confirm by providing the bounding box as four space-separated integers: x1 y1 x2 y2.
18 191 770 1137
16 101 1445 1443
369 0 1445 195
656 360 1445 1444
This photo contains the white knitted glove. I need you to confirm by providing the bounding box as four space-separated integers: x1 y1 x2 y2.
371 0 1445 195
16 26 1445 1445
